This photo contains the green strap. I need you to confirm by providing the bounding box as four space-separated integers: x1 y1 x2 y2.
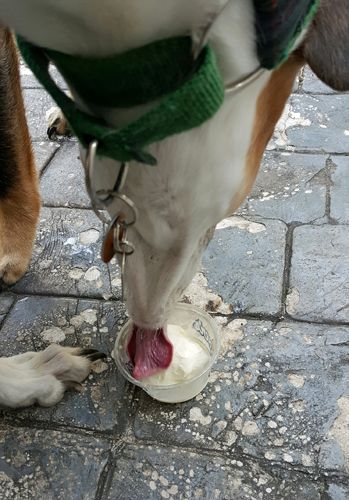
17 36 225 165
45 37 195 108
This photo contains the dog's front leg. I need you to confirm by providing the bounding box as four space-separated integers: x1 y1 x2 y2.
0 27 40 284
0 345 105 408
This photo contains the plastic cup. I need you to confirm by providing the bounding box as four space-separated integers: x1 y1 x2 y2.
112 303 220 403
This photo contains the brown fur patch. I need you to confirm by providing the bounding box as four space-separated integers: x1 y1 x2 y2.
0 28 40 284
302 0 349 91
228 55 304 214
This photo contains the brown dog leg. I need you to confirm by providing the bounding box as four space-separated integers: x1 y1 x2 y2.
0 27 40 284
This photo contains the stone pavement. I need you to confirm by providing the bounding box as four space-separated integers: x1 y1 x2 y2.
0 63 348 500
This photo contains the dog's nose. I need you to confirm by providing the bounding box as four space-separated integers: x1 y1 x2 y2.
127 324 173 379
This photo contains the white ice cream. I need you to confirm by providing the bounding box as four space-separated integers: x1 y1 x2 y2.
143 324 211 386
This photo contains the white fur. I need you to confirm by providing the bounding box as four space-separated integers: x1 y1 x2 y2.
0 345 91 408
0 0 270 406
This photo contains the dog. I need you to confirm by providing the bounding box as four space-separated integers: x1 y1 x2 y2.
0 0 348 408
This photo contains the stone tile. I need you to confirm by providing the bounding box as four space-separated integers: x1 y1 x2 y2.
0 296 131 431
202 217 286 315
23 89 57 141
330 156 349 224
0 293 15 326
134 318 349 475
0 427 110 499
40 142 90 208
288 225 349 322
20 60 69 90
0 293 15 316
12 207 121 300
239 152 327 223
33 141 60 175
107 444 323 500
326 483 349 500
286 94 349 153
301 66 336 94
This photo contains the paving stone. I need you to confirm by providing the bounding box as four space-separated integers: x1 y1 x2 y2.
0 293 15 326
33 141 60 175
0 293 15 316
12 207 121 299
107 444 323 500
23 89 57 141
134 318 349 475
239 152 327 223
301 66 336 94
326 483 349 500
288 225 349 322
330 156 349 224
40 142 90 208
202 217 286 315
0 295 131 431
0 427 110 499
286 94 349 153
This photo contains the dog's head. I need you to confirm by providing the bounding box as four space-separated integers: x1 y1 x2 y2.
119 0 349 378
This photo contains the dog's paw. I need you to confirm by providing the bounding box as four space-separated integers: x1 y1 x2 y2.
46 106 70 138
0 252 32 285
0 345 106 408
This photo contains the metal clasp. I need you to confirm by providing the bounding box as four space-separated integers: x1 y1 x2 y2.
84 140 138 301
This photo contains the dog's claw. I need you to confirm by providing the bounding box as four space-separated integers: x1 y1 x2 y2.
78 348 107 362
47 126 57 139
64 381 84 392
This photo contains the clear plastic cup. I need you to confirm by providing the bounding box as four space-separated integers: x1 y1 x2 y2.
112 303 220 403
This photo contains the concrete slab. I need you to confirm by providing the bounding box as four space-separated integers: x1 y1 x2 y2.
106 444 324 500
23 89 57 142
301 66 337 95
287 94 349 154
40 142 90 208
330 156 349 224
33 141 60 176
12 207 121 300
0 427 110 499
288 225 349 322
202 217 286 316
239 152 327 223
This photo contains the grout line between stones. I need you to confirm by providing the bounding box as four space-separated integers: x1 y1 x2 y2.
119 436 349 485
39 144 61 179
280 224 297 315
2 291 348 328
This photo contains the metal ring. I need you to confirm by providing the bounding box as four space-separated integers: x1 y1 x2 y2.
114 224 135 256
101 193 138 227
84 140 111 225
225 67 266 95
95 162 130 205
191 0 266 95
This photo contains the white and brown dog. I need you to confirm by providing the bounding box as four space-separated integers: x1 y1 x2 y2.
0 0 348 408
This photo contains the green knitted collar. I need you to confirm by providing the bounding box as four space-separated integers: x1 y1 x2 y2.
17 1 319 165
18 36 224 165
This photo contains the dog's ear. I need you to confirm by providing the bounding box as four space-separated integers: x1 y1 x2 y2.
301 0 349 91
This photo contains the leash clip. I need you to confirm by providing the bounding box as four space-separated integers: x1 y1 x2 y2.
84 140 138 301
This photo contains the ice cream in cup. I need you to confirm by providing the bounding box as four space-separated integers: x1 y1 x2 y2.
113 303 220 403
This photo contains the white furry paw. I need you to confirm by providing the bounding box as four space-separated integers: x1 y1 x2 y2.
46 106 70 138
0 345 106 409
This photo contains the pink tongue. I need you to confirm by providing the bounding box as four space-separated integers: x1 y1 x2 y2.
127 325 173 380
